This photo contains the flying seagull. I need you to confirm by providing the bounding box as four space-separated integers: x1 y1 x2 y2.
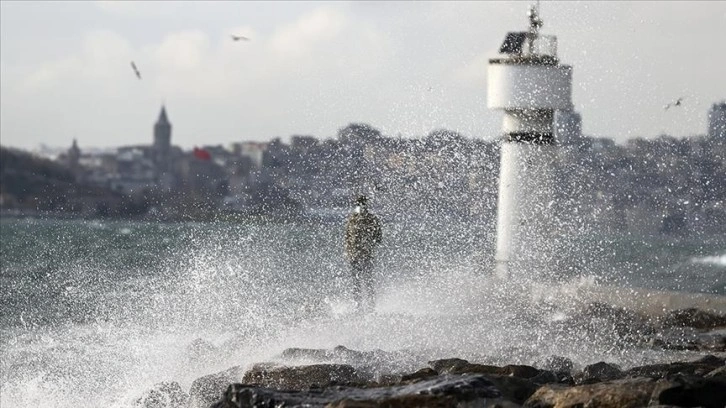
231 34 250 42
664 97 683 110
130 61 142 80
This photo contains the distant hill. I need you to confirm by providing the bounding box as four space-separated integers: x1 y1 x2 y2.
0 146 138 216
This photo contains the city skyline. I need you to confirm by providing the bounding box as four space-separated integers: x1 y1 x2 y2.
1 1 725 151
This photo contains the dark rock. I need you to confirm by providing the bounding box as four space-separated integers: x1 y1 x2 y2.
211 374 501 408
241 363 362 389
209 384 304 408
557 375 575 386
428 358 540 379
625 357 724 379
278 346 410 378
661 308 726 330
705 366 726 379
695 354 726 366
574 361 624 384
648 326 702 351
188 366 244 408
403 375 500 400
369 374 403 387
378 367 537 404
428 358 471 373
649 329 726 353
656 374 726 408
133 381 188 408
332 345 378 361
695 331 726 352
484 375 539 404
649 338 700 351
499 365 540 379
400 367 438 382
327 394 460 407
482 399 524 408
648 406 688 408
529 370 558 385
370 368 441 388
437 362 502 376
523 377 660 408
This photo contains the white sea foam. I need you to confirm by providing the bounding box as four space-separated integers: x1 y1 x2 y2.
691 253 726 267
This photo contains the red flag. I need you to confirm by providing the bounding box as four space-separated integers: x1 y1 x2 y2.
193 147 211 161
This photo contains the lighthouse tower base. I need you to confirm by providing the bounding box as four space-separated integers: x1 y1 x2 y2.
494 142 559 280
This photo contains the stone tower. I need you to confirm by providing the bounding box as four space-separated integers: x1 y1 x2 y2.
153 105 172 178
67 138 81 181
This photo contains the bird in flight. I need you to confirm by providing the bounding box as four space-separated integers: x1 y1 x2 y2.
230 35 250 42
130 61 142 80
664 97 683 110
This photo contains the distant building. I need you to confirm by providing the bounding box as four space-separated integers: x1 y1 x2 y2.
152 105 177 190
290 135 318 151
153 105 172 178
67 139 80 167
110 146 156 194
61 138 82 181
708 101 726 140
554 110 582 146
590 137 616 152
231 141 267 168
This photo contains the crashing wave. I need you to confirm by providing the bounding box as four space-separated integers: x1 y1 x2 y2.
691 253 726 267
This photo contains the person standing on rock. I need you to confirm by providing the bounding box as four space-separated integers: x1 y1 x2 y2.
345 195 383 312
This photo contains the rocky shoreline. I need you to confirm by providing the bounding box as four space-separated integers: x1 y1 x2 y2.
134 305 726 408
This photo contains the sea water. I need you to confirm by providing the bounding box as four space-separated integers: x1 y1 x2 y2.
1 217 724 407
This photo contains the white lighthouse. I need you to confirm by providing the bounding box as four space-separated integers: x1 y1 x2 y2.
488 4 573 279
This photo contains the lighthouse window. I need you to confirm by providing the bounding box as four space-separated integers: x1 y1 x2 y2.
500 32 527 54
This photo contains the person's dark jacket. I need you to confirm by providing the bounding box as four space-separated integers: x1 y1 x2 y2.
345 210 382 263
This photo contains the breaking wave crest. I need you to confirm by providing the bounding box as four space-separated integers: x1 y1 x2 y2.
691 253 726 267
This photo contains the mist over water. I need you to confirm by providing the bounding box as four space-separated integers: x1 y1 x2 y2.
1 218 724 407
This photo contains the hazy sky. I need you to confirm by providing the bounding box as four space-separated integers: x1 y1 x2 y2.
1 1 725 151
